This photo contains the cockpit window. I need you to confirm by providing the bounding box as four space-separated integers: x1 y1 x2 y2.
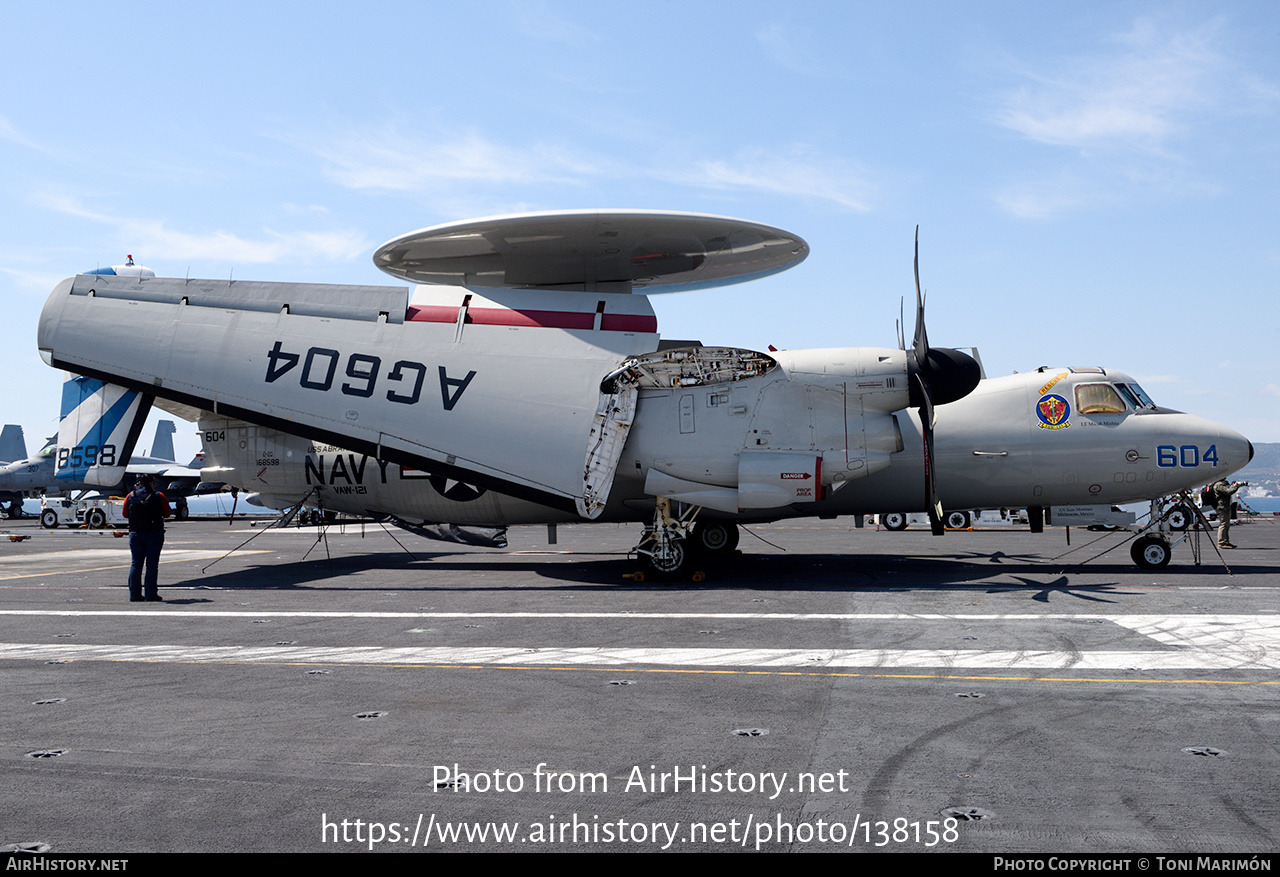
1075 383 1127 414
1116 382 1156 409
1114 384 1141 409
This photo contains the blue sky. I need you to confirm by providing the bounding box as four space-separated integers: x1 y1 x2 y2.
3 0 1278 467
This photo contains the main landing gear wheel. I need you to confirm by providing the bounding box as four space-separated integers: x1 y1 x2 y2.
40 509 59 529
639 535 688 580
1131 535 1171 570
1164 504 1192 532
944 510 971 529
691 521 739 555
881 512 908 531
86 508 108 529
174 499 189 521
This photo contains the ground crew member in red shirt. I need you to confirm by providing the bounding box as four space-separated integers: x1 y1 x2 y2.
123 473 170 601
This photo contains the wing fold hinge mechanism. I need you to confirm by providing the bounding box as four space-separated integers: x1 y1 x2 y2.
578 370 639 519
578 346 778 518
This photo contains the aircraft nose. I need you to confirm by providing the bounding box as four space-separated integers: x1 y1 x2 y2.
1142 413 1252 483
1210 423 1253 476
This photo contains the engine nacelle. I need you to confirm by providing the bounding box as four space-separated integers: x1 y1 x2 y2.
621 346 911 511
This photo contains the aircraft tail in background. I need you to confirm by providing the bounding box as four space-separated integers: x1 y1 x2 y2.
0 425 26 464
148 420 177 462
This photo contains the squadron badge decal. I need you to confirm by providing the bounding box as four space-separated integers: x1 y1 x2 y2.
1036 393 1071 430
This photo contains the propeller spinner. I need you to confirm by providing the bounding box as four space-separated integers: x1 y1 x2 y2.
905 228 982 535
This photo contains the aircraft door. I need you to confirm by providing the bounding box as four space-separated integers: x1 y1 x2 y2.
679 394 695 434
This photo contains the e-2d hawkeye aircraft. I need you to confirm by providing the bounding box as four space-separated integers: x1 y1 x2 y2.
36 210 1252 575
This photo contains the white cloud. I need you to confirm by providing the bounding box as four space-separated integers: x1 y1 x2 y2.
677 147 874 212
306 127 872 212
1263 383 1280 397
36 194 370 265
0 115 47 152
992 173 1112 219
989 17 1278 218
508 0 598 44
0 263 69 294
994 18 1232 152
311 129 605 193
132 224 369 265
756 21 826 78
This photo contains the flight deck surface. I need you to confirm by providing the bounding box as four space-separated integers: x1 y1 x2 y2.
2 516 1277 854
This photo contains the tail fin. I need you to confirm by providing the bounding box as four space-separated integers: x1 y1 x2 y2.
150 420 177 462
0 424 26 463
55 375 152 487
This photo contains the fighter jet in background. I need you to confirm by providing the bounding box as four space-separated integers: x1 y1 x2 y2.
0 424 29 517
0 409 202 521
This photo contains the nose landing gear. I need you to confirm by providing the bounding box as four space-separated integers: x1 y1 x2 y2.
1127 493 1224 570
1130 534 1171 569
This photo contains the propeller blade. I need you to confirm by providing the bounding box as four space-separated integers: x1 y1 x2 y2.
912 226 928 368
913 371 945 535
906 226 981 536
925 431 944 536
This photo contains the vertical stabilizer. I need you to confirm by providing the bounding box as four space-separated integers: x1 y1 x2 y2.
55 375 153 487
0 425 27 464
150 420 177 462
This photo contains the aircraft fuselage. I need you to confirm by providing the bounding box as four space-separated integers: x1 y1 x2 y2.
196 365 1252 528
